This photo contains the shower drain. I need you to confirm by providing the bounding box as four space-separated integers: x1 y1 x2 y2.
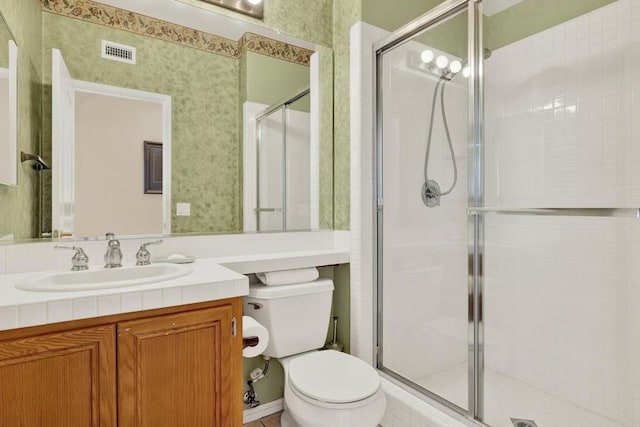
510 418 538 427
511 418 538 427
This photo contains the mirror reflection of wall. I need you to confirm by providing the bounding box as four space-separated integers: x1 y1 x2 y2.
35 0 334 241
0 0 334 243
0 1 41 242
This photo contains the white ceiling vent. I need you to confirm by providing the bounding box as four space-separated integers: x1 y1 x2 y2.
101 40 136 64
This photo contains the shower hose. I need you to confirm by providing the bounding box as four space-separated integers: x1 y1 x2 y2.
424 77 458 198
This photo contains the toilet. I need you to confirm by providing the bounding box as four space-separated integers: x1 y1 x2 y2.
244 278 386 427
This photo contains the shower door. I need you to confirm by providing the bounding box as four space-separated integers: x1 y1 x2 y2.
256 107 286 231
374 0 482 418
377 0 640 426
255 89 312 232
480 1 639 426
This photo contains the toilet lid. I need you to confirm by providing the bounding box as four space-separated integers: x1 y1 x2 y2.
288 350 380 404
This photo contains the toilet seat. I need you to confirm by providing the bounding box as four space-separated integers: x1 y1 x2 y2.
288 350 380 405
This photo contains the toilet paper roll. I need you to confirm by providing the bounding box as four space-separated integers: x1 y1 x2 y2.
242 316 269 358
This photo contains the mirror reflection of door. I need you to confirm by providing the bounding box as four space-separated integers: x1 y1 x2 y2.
52 50 171 238
74 92 163 237
250 89 313 232
0 38 17 187
257 107 285 231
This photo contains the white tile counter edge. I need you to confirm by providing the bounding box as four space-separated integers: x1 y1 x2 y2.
0 231 350 331
0 260 248 331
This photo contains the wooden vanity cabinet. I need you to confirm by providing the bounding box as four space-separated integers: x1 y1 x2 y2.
118 305 237 427
0 298 243 427
0 324 117 427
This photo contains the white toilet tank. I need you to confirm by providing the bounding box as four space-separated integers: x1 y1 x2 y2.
244 278 334 358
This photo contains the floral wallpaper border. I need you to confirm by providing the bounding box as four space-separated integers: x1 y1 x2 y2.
41 0 313 65
241 33 312 66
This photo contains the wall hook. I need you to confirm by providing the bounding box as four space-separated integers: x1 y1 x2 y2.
20 151 50 171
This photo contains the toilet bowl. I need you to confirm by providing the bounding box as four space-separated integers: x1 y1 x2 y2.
279 350 386 427
244 278 386 427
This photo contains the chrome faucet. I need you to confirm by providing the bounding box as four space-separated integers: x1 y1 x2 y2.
55 245 89 271
104 232 122 268
136 240 163 266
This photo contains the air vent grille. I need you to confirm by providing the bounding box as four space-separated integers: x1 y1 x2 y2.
101 40 136 64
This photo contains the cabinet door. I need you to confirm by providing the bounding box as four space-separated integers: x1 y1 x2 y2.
0 324 116 427
118 305 238 427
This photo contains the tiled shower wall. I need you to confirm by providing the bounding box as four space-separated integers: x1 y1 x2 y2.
350 21 468 427
379 40 468 382
484 1 640 425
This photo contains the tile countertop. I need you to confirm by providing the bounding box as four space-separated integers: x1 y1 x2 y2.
0 248 350 332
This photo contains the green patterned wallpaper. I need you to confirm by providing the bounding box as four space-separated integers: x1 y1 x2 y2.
317 45 334 230
0 0 42 240
331 0 361 230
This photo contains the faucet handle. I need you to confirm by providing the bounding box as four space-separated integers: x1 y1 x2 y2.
136 240 163 266
55 245 89 271
105 232 115 240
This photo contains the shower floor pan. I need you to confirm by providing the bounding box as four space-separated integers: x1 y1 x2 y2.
417 363 622 427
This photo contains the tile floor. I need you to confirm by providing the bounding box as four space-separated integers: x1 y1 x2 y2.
243 411 282 427
418 363 622 427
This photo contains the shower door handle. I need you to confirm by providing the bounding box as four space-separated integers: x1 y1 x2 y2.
254 208 283 212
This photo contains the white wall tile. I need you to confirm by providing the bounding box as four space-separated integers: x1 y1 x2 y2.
142 290 163 310
162 287 182 307
0 245 6 274
200 283 219 301
0 306 18 330
5 244 26 274
98 294 121 316
120 291 142 312
72 297 98 320
47 299 73 323
18 303 47 327
379 378 466 427
181 285 201 304
0 231 338 276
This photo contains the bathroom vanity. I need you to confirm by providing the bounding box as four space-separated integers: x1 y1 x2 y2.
0 297 243 426
0 233 349 426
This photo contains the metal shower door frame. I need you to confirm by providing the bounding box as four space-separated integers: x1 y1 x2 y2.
254 88 311 231
373 0 485 423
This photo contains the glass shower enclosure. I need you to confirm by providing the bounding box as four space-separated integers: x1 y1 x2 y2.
374 0 639 426
255 89 311 231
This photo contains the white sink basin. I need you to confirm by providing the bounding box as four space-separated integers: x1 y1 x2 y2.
16 263 193 292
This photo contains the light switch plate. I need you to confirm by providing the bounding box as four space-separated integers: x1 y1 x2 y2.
176 203 191 216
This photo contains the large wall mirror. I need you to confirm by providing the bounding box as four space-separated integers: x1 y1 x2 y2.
0 0 334 242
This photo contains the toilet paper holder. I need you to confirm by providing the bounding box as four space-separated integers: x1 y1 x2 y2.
243 336 259 349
